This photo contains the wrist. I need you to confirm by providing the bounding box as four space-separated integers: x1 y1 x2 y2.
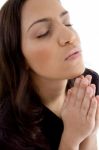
84 132 97 142
59 131 79 150
80 133 97 150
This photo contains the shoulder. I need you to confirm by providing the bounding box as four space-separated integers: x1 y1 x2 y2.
83 68 99 95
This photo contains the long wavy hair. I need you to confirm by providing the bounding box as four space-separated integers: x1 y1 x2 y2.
0 0 52 149
0 0 74 149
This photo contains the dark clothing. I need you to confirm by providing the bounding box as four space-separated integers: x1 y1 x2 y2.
0 69 99 150
42 68 99 150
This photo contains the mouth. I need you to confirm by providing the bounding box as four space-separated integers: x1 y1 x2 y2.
65 48 82 61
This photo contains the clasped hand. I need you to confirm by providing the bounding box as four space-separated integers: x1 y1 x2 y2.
61 75 99 146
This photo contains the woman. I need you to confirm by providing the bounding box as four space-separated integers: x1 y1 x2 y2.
0 0 99 150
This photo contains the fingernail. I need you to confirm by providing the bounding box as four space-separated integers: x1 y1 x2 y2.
86 75 92 83
75 77 81 84
86 86 93 94
90 84 96 94
68 89 72 95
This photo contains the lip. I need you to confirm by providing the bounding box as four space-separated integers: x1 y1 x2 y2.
65 48 82 61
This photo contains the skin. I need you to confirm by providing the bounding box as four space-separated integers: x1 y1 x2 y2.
59 75 99 150
21 0 84 80
21 0 84 112
21 0 99 149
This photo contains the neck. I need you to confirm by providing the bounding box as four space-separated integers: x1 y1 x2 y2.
32 75 68 117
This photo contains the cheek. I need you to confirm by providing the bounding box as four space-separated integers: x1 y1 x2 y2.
24 45 53 70
34 48 51 63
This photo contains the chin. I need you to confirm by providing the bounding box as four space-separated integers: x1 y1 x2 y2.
67 64 85 79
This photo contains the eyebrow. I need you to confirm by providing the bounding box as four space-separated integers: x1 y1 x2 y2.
27 10 68 32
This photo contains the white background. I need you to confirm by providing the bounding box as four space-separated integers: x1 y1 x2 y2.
0 0 99 72
0 0 99 148
60 0 99 148
61 0 99 74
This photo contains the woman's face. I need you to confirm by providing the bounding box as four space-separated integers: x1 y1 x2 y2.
21 0 85 80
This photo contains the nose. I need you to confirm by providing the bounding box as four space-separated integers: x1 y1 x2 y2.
57 26 79 47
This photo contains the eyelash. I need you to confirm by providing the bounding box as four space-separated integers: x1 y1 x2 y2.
37 30 50 38
65 24 73 27
37 24 72 39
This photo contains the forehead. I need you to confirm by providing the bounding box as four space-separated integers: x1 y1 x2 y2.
21 0 65 27
22 0 62 16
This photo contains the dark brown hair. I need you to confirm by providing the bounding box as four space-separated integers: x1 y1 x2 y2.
0 0 50 149
0 0 74 149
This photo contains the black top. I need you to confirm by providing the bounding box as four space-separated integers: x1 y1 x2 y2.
41 68 99 150
0 69 99 150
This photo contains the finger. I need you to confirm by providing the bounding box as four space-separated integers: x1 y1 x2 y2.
75 77 89 107
95 96 99 128
96 95 99 103
90 84 96 96
74 77 81 87
81 86 94 116
87 97 97 121
69 77 81 106
85 75 92 85
64 89 72 107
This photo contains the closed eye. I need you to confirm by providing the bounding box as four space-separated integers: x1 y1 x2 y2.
37 30 49 38
65 23 73 27
36 24 72 39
